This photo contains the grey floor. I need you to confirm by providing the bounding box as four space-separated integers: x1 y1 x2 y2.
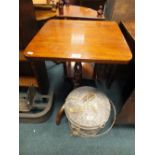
19 61 135 155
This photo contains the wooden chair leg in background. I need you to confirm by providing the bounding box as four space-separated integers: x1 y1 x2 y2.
62 62 68 78
31 61 49 94
94 63 117 88
94 63 107 82
106 64 118 88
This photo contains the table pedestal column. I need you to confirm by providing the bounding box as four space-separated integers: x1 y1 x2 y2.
73 62 82 88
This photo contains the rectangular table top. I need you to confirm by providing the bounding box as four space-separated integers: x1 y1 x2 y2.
24 19 132 63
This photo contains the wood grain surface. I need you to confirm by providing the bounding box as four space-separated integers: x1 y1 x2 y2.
35 9 56 21
35 5 104 21
56 5 104 19
24 20 132 63
19 76 38 87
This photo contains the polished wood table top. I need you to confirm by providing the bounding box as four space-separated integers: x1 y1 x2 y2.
32 0 48 4
35 5 104 21
24 20 132 63
33 0 59 5
121 20 135 40
35 9 56 21
56 5 105 19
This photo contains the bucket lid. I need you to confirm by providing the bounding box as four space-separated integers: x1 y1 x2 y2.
64 86 111 128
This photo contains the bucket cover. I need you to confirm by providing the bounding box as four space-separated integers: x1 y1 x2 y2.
64 86 111 128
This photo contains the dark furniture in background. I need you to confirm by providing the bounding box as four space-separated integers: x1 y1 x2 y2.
120 21 135 102
95 0 135 124
19 0 38 49
76 0 107 10
19 0 49 94
116 20 135 125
